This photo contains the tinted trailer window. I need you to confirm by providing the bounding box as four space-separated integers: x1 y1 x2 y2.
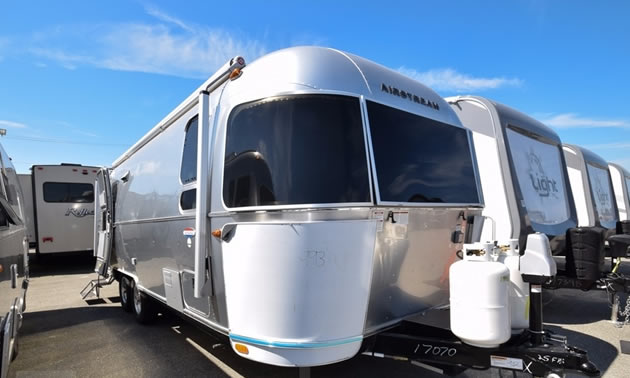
587 163 617 228
506 128 570 226
43 182 94 203
223 95 370 208
367 101 479 204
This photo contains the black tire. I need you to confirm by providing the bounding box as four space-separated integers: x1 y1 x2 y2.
119 276 133 313
131 280 158 324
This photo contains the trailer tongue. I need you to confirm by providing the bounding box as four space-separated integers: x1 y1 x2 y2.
364 233 599 377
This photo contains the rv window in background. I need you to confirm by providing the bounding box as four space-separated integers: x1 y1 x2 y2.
180 189 196 210
43 182 94 203
626 176 630 202
180 116 198 184
224 95 370 207
586 163 617 226
506 128 570 225
367 101 479 204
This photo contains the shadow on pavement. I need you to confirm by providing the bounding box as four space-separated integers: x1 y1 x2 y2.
10 291 620 378
28 252 95 277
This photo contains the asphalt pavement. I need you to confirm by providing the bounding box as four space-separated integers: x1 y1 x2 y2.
7 254 630 377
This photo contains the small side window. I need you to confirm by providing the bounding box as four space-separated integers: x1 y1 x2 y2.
180 116 199 184
180 189 196 210
0 204 9 228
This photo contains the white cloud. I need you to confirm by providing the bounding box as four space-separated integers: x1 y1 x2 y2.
585 142 630 150
144 5 194 33
25 7 267 79
0 120 28 129
398 67 523 92
540 113 630 129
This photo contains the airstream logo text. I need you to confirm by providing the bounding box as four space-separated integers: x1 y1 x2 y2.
65 208 94 217
381 83 440 110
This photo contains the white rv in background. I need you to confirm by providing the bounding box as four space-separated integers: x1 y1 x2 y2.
609 163 630 221
16 174 35 247
29 164 98 255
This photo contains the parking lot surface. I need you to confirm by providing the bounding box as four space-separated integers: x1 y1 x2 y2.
8 254 630 377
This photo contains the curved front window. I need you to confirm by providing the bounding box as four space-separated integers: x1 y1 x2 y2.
367 101 479 204
587 163 617 227
506 128 570 226
223 95 370 208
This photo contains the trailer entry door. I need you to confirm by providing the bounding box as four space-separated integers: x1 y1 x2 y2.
93 168 113 277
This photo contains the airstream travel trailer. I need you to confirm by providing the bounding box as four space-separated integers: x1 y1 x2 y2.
562 145 619 231
84 47 596 376
29 164 97 255
16 175 34 247
446 95 577 255
608 163 630 222
0 142 29 377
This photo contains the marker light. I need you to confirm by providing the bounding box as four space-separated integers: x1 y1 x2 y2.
0 264 3 273
211 229 222 238
229 68 242 80
234 343 249 355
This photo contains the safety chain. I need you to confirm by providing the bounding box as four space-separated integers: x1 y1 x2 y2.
620 294 630 326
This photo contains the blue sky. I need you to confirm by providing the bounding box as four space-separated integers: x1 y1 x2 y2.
1 1 629 173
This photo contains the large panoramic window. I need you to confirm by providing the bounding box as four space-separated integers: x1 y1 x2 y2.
587 163 617 227
43 182 94 203
223 95 370 207
506 127 570 225
626 177 630 202
367 101 479 204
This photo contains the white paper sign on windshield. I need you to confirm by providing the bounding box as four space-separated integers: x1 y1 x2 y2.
587 164 616 223
506 129 570 225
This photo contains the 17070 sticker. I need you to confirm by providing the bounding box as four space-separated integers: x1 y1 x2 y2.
414 344 457 357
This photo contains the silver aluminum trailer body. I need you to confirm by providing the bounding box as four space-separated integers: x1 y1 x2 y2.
0 143 29 378
447 96 577 254
608 163 630 221
16 174 34 246
31 164 97 254
99 46 483 367
562 145 619 230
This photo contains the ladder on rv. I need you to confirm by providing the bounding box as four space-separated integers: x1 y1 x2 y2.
80 270 115 299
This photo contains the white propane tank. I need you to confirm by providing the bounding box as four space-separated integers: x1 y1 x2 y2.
450 242 511 348
497 239 530 332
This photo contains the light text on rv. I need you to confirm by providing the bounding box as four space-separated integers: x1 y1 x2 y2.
65 208 94 217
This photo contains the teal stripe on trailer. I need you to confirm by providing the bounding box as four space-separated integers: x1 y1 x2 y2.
229 334 363 349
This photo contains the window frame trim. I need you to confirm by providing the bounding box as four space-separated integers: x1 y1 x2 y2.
42 181 95 204
220 92 375 211
365 98 483 207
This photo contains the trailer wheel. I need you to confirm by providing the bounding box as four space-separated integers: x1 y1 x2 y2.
131 280 158 324
119 276 133 313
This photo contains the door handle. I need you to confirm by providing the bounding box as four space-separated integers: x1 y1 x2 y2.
10 263 18 289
